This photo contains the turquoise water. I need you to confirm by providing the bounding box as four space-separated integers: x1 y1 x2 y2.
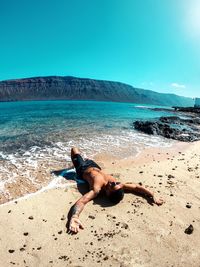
0 100 174 153
0 100 175 203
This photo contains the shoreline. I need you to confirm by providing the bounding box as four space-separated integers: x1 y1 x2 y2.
0 134 174 205
0 140 190 206
1 140 200 266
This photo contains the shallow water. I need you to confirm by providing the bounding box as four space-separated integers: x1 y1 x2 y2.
0 100 175 203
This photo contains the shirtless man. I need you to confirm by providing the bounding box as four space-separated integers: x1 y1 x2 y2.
69 147 164 234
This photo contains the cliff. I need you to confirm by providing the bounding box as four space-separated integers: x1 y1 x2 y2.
0 76 194 106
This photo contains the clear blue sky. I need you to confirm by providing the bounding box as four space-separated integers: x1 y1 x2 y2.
0 0 199 98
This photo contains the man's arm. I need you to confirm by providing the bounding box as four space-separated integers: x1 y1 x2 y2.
123 183 164 205
69 188 100 233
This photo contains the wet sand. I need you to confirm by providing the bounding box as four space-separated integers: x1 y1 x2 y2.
0 141 200 267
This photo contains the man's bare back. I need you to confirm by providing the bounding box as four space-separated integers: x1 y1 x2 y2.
68 147 164 234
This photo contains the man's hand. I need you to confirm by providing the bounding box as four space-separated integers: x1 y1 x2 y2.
69 216 84 234
153 197 164 206
68 189 100 234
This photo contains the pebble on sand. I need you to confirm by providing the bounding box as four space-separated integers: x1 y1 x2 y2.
184 224 194 235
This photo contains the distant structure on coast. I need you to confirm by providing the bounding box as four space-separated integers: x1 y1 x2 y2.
194 98 200 108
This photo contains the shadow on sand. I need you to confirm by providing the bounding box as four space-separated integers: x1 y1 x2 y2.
52 168 155 233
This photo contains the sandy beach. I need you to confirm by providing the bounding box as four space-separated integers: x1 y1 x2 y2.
0 141 200 267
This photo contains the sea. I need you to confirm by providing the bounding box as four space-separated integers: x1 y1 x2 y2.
0 100 176 204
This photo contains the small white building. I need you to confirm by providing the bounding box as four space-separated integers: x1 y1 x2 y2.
194 98 200 108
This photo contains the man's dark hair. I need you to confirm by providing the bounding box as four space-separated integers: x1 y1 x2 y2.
108 189 124 204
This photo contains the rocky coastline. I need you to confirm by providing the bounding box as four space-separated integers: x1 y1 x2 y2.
134 108 200 142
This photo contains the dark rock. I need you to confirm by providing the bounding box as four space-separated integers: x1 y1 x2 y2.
160 116 200 125
88 215 95 220
60 215 65 221
28 216 34 220
134 121 158 135
58 255 68 261
173 106 200 114
186 204 192 208
184 224 194 234
160 116 181 123
8 249 15 253
121 222 129 229
134 120 180 139
134 116 200 142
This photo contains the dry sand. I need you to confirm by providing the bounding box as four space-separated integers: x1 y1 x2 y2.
0 141 200 267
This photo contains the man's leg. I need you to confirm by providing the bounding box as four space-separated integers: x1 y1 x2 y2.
71 147 84 171
71 147 81 159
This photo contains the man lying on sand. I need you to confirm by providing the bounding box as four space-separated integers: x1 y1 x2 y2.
69 147 164 234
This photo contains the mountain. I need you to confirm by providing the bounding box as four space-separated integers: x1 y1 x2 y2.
0 76 194 106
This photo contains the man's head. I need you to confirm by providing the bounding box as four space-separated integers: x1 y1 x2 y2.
105 182 124 204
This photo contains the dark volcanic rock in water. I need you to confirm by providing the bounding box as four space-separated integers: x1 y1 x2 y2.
173 106 200 114
134 121 162 135
134 116 200 142
160 116 200 125
159 116 182 123
134 120 183 140
0 76 194 106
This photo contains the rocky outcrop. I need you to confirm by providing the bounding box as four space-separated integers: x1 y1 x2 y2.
172 106 200 113
134 116 200 142
0 76 194 106
159 116 200 125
